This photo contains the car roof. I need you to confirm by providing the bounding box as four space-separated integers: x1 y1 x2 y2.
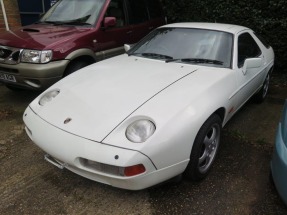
160 22 250 34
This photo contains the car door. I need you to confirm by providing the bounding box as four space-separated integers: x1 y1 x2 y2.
234 31 267 108
95 0 132 60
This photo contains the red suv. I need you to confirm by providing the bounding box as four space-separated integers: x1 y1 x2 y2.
0 0 165 90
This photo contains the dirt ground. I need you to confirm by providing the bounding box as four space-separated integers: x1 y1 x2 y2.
0 77 287 214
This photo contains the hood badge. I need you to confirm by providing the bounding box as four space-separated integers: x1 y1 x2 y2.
64 118 72 124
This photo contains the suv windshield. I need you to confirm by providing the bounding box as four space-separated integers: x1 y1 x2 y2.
130 28 233 68
40 0 106 25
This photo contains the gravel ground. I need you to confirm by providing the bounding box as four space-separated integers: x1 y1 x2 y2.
0 80 287 214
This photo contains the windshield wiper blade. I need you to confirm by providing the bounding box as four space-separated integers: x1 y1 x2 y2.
59 21 92 26
166 58 223 65
42 15 92 26
140 52 173 60
43 21 91 26
37 21 69 25
37 21 59 24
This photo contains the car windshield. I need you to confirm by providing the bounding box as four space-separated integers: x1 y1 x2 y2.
39 0 106 25
130 28 233 68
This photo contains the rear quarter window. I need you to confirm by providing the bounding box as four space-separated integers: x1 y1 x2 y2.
238 32 262 68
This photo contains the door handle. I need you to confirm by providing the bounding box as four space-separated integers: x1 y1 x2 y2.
126 31 133 34
148 26 154 30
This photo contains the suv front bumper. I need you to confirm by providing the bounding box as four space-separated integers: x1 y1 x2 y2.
0 60 69 90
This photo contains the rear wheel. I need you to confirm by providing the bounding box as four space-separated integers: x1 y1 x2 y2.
184 114 222 181
64 60 90 77
254 73 270 103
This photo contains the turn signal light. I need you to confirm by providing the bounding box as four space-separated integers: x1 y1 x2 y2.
124 164 146 176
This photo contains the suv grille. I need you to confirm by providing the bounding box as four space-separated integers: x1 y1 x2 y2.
0 46 22 65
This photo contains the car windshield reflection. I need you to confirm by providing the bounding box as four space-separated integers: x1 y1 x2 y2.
40 0 105 25
130 28 233 68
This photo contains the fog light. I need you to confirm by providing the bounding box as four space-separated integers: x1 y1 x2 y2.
81 158 145 177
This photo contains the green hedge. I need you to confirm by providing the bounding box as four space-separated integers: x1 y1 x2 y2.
161 0 287 73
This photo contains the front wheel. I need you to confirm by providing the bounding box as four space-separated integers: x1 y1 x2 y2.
184 114 222 181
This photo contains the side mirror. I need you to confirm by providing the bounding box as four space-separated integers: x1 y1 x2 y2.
124 44 131 52
103 17 116 28
242 58 262 75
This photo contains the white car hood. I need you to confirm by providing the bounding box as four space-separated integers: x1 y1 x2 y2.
30 55 199 142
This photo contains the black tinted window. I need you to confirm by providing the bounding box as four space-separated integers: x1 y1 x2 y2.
238 33 262 67
106 0 126 27
127 0 148 24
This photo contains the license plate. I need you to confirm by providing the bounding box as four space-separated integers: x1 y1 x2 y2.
0 73 16 82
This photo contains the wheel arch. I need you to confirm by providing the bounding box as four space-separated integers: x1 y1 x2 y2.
213 107 226 124
63 49 97 77
65 48 97 62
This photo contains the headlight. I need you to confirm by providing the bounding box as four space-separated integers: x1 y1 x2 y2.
21 50 53 63
126 119 156 143
39 89 60 106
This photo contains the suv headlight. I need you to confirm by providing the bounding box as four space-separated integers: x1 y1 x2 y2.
21 50 53 63
126 119 156 143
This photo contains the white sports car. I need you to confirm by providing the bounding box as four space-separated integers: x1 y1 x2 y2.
23 23 274 190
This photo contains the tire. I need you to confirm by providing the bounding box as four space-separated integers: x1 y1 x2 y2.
64 60 90 77
254 73 270 103
184 114 222 181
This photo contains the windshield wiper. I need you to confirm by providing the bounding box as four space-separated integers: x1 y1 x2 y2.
132 52 173 60
166 58 223 65
39 20 91 26
59 21 92 26
41 15 92 26
37 21 59 24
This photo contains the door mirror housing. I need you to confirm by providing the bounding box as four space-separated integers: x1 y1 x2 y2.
124 44 131 52
103 17 116 28
242 58 262 75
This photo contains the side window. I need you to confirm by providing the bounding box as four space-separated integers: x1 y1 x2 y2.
238 32 262 68
106 0 126 27
146 0 163 19
126 0 148 24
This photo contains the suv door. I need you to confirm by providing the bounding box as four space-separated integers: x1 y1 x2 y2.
95 0 132 60
126 0 164 44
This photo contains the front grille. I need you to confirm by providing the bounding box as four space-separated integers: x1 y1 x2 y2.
0 66 19 73
0 48 12 58
0 46 22 65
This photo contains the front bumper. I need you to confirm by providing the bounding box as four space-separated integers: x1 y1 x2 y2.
271 123 287 205
23 106 186 190
0 60 69 90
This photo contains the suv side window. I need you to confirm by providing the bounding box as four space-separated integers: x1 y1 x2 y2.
106 0 126 27
146 0 163 19
238 32 262 68
126 0 148 24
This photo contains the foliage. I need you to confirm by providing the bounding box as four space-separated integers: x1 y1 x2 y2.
161 0 287 73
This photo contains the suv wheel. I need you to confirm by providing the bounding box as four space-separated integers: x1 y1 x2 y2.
64 60 90 77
